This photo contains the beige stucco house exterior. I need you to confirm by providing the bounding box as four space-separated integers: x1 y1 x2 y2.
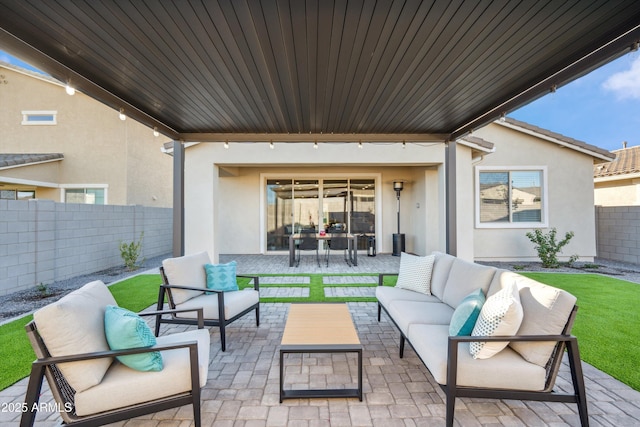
180 117 613 263
0 62 172 207
594 144 640 206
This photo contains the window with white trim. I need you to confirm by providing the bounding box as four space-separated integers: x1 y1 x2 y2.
22 110 57 125
65 188 105 204
476 166 547 228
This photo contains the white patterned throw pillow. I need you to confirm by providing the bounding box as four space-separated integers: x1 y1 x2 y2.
395 252 435 295
470 282 523 359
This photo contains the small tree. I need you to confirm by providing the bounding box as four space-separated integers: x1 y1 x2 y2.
119 232 145 271
525 228 574 268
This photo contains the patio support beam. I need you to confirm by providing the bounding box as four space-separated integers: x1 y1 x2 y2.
445 141 457 256
172 140 185 257
178 133 447 143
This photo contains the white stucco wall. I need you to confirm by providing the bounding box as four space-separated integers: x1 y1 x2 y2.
472 122 597 262
183 141 448 258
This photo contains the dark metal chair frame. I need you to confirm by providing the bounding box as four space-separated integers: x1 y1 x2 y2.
156 266 260 351
296 232 320 267
377 274 589 427
21 308 206 427
325 235 351 267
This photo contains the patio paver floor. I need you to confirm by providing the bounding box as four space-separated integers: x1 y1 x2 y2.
3 254 640 426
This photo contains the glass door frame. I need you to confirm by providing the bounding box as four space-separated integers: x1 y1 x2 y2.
260 173 382 254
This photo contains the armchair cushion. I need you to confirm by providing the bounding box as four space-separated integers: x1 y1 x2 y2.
74 329 210 416
104 305 163 372
174 289 260 320
204 261 238 292
162 251 211 304
33 280 116 392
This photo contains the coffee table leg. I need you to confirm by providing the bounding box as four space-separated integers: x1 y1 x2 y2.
279 350 284 403
358 348 363 401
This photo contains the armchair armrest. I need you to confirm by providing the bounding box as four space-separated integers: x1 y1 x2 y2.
378 273 398 286
31 340 200 366
238 274 260 291
141 307 204 329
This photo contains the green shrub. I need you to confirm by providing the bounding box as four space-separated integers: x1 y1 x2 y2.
525 228 574 268
119 232 145 271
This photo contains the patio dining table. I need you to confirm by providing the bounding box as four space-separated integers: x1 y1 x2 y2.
288 233 358 267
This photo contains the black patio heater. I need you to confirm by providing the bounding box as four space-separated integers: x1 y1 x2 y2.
392 180 405 256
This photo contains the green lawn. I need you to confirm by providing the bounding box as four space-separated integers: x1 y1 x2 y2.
2 272 639 393
0 275 163 390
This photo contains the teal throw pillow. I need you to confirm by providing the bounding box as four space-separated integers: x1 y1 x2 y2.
204 261 238 293
104 305 163 371
449 288 486 336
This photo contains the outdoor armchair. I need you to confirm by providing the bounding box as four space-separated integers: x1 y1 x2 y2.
156 251 260 351
21 280 209 427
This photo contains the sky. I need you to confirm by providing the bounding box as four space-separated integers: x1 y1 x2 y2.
1 49 639 153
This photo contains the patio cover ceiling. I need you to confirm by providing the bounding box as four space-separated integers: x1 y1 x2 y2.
1 1 640 144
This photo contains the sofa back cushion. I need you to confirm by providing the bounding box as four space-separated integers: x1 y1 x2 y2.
162 251 211 304
441 258 496 308
488 270 577 366
430 252 456 300
33 280 117 392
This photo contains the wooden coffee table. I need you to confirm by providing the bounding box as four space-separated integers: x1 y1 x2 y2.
279 303 363 402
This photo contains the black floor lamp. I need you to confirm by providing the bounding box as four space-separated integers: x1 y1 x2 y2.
392 180 405 256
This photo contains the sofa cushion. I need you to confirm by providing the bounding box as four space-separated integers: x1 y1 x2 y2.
489 270 577 366
74 329 210 416
162 251 211 304
395 252 435 295
387 301 454 335
429 252 456 300
408 324 546 390
104 305 163 372
175 289 259 320
376 286 440 309
204 261 238 293
441 258 496 309
470 282 523 359
449 288 485 336
33 280 116 393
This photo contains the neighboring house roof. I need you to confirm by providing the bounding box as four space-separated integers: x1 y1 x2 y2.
498 117 614 162
594 145 640 178
0 153 64 169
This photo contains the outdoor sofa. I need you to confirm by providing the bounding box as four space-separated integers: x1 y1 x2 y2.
377 252 588 427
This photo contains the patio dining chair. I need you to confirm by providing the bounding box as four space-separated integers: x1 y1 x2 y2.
325 234 351 267
296 231 320 267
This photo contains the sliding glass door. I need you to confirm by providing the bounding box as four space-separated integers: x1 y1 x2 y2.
266 178 375 252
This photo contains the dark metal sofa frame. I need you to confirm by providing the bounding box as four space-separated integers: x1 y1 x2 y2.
377 274 589 427
21 308 206 427
156 266 260 352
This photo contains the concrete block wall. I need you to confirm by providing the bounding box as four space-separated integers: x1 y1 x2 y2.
0 199 172 295
596 206 640 264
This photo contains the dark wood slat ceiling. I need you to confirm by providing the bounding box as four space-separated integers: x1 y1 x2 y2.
1 0 639 142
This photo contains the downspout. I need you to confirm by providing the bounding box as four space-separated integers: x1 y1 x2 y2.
172 140 185 257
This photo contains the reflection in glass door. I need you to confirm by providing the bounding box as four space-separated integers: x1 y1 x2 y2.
266 179 319 251
266 178 375 252
266 180 293 251
350 180 375 249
